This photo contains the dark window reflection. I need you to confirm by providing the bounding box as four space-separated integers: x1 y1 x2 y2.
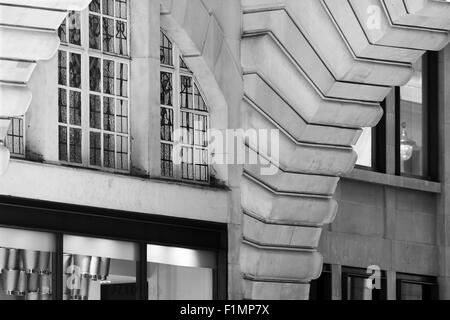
399 57 428 178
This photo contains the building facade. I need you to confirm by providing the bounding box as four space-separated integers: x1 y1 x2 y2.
1 0 450 300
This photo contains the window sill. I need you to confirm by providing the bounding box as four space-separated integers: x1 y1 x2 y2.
343 169 441 194
10 158 228 192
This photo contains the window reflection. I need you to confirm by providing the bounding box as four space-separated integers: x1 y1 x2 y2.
147 244 215 300
0 227 55 300
63 235 138 300
400 57 427 177
354 127 372 167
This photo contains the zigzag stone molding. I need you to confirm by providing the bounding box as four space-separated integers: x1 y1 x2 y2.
239 0 450 299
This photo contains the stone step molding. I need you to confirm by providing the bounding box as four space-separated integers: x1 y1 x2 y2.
243 214 323 250
241 176 338 227
383 0 450 30
242 34 391 103
243 84 362 146
242 38 384 126
322 0 426 64
240 241 323 282
349 0 449 50
243 8 414 87
404 0 450 18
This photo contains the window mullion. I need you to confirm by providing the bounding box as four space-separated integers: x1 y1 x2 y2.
81 8 90 167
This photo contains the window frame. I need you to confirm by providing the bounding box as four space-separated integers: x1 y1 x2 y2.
160 31 211 184
0 195 227 300
6 116 26 158
396 273 438 300
394 52 439 181
354 99 387 173
309 264 332 300
341 266 387 301
57 4 131 173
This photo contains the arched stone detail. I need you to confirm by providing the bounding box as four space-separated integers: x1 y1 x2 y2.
240 0 450 300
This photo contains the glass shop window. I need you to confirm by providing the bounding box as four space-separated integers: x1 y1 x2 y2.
0 227 55 300
399 57 428 178
342 267 386 300
147 244 216 300
63 235 138 300
309 264 332 300
397 274 438 300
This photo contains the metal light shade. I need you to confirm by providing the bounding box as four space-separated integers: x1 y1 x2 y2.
400 122 416 162
63 254 72 273
23 250 40 273
3 269 19 295
73 255 91 276
99 257 111 280
40 293 51 300
16 270 27 296
0 142 10 176
26 292 39 301
0 248 8 273
28 272 39 293
7 249 19 270
38 251 51 274
39 273 51 295
89 256 101 280
80 276 90 298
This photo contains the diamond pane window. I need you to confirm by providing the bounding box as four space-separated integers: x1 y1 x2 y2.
68 11 81 45
58 3 130 172
160 72 173 106
89 14 101 50
160 31 173 66
160 31 210 182
6 118 25 157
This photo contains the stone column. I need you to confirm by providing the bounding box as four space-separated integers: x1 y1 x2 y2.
437 44 450 299
130 0 160 177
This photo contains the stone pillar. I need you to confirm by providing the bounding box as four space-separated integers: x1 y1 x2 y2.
331 264 342 300
437 44 450 300
130 0 160 177
386 270 396 300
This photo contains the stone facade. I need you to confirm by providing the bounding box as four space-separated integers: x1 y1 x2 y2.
1 0 450 300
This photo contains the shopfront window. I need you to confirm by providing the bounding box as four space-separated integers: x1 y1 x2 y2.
342 267 386 300
0 227 55 300
147 244 215 300
63 235 138 300
309 264 332 300
399 57 428 178
397 274 437 300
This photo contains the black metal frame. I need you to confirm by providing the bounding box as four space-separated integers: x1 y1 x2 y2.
341 266 387 301
355 99 387 173
396 273 438 300
0 195 228 300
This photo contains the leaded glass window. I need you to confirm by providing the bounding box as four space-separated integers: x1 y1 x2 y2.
160 31 173 66
58 3 130 171
59 11 81 46
88 0 128 55
58 49 82 164
6 117 25 157
160 31 210 182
